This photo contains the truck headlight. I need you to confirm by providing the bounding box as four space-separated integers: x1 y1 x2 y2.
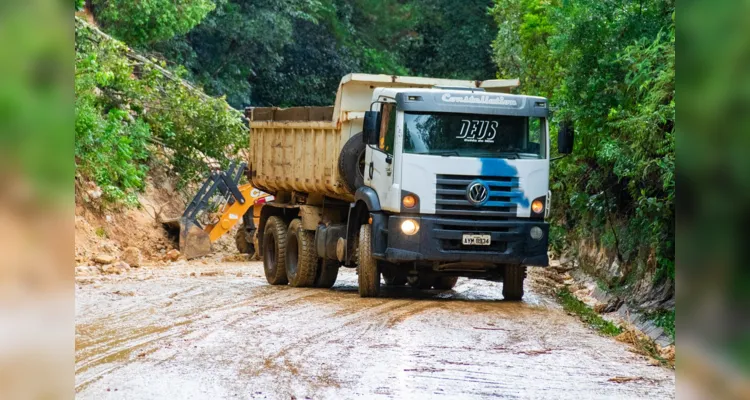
530 226 544 240
401 219 419 235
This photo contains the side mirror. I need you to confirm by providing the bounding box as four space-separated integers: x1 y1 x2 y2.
363 111 381 145
558 120 574 154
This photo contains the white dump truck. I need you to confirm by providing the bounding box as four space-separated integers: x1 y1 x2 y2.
244 73 573 299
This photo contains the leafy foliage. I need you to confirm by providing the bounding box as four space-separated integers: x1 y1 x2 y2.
492 0 675 288
646 309 675 340
91 0 215 45
124 0 498 108
75 19 246 205
405 0 498 80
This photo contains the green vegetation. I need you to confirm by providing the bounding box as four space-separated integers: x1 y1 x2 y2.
647 309 675 341
95 227 108 238
90 0 215 46
492 0 675 290
95 0 499 108
557 289 622 336
75 19 246 205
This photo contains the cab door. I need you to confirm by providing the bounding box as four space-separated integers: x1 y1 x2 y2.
364 103 397 210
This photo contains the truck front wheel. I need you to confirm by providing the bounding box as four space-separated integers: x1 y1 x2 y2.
357 224 380 297
502 265 527 301
285 219 318 288
262 216 288 285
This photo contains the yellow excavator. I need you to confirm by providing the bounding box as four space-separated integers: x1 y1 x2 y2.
163 162 272 259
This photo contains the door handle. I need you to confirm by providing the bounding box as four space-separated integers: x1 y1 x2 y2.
368 162 374 179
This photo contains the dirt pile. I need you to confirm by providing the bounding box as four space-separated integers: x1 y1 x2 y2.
75 164 186 271
74 159 249 276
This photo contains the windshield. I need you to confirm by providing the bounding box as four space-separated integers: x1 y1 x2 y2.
403 112 546 159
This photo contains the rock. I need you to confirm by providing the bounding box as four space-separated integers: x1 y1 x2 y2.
121 247 143 267
166 249 181 261
100 243 118 254
102 261 130 275
87 187 102 201
75 265 99 276
93 254 117 264
606 258 624 282
591 287 623 313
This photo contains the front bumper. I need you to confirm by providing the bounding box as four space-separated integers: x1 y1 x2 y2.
377 215 549 266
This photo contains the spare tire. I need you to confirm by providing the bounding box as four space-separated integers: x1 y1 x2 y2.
338 132 366 193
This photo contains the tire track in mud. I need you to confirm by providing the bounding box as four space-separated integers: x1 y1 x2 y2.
75 282 334 392
75 263 674 399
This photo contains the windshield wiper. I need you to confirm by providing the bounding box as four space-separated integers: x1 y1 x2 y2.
416 151 460 156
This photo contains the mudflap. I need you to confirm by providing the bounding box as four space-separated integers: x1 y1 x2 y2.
180 217 212 260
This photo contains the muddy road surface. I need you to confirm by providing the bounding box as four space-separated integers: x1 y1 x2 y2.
76 261 674 399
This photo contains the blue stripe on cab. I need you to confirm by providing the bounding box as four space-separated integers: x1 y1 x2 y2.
479 158 529 208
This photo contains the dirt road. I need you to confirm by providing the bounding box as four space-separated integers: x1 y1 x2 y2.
75 261 674 399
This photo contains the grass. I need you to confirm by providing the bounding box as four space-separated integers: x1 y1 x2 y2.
558 287 675 368
557 288 623 336
95 227 108 238
646 309 675 341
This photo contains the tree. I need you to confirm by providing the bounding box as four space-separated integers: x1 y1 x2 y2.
406 0 498 80
91 0 215 45
490 0 675 288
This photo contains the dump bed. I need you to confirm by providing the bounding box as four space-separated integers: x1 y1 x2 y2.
246 73 519 202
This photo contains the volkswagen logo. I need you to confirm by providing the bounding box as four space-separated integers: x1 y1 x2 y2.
466 180 490 206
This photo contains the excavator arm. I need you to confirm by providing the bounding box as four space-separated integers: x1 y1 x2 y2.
173 162 271 259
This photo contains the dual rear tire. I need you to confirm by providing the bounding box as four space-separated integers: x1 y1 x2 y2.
262 216 340 288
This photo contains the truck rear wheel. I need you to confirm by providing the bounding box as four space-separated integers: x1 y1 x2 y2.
502 265 526 301
357 224 380 297
339 132 365 192
262 216 288 285
433 276 459 290
315 260 340 289
285 219 318 287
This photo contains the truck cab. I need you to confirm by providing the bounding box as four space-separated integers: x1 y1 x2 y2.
356 87 559 298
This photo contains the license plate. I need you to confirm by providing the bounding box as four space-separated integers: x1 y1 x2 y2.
462 234 491 246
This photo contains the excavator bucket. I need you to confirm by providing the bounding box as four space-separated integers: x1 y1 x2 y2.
179 217 212 260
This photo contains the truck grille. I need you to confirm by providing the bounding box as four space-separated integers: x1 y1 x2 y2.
433 174 524 253
435 174 521 218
